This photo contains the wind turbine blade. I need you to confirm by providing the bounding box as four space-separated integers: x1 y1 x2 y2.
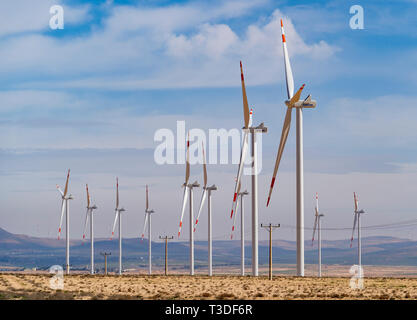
194 188 207 232
240 61 250 128
289 84 305 106
111 211 118 240
231 192 240 239
82 208 89 242
202 142 207 187
354 192 358 212
56 185 64 197
86 184 90 208
281 19 294 99
185 133 190 185
230 131 249 218
63 169 70 197
141 213 148 240
146 185 149 211
266 107 292 206
248 108 253 127
58 200 65 240
312 216 318 245
315 192 319 216
116 177 119 209
178 186 189 237
350 213 357 248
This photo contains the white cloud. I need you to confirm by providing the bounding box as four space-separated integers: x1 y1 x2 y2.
0 2 339 90
0 0 90 37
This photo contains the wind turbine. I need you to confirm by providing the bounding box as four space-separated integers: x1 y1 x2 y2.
230 61 267 276
110 177 126 275
266 19 317 276
178 132 199 275
350 192 365 277
141 185 155 275
57 169 73 275
231 181 249 276
194 142 217 276
82 184 98 275
312 192 324 277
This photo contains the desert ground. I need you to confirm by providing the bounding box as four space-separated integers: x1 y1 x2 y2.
1 266 417 300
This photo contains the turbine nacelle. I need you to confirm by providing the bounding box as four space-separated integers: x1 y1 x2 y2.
285 95 317 108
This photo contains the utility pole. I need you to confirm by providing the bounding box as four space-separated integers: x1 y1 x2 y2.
100 252 111 275
249 123 267 276
261 223 280 280
159 236 174 275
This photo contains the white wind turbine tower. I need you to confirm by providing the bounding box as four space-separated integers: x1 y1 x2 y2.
110 177 126 275
82 184 98 275
57 169 73 275
266 19 317 276
178 132 199 275
350 192 365 277
230 61 267 276
231 181 249 276
194 142 217 276
141 185 155 275
311 192 324 277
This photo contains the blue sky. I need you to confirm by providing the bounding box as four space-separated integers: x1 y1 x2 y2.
1 0 417 242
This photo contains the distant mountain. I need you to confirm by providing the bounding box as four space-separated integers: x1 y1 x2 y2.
1 227 417 270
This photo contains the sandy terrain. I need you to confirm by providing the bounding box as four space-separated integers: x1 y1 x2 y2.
1 272 417 300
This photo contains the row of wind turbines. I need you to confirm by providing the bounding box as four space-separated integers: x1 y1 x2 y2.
56 19 366 277
56 167 365 278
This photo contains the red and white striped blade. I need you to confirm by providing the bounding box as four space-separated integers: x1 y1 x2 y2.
230 131 249 219
141 213 148 241
178 186 189 237
194 188 207 233
240 61 250 129
266 107 292 206
82 208 89 243
231 192 241 239
289 84 305 106
58 199 65 240
63 169 70 197
110 210 118 240
281 19 294 99
315 192 319 216
248 108 253 127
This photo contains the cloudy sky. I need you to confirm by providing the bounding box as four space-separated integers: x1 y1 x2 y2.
1 0 417 243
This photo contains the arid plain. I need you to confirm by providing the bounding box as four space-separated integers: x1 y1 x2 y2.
2 265 417 300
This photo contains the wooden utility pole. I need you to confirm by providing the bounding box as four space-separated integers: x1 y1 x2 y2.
260 224 280 280
100 252 111 275
159 236 173 275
